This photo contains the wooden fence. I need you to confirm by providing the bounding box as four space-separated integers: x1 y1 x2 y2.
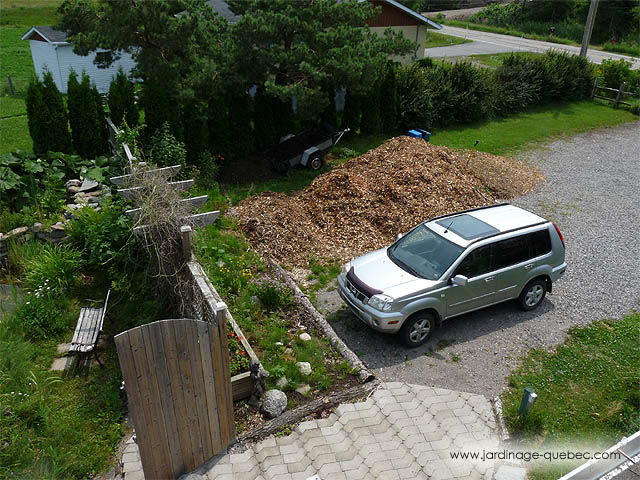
115 318 235 479
591 78 634 108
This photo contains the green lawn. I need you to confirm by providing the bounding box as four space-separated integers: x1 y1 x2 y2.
501 312 640 479
424 30 471 49
468 52 544 69
429 101 637 156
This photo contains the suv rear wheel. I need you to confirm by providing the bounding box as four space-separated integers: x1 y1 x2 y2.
518 278 547 311
400 312 435 348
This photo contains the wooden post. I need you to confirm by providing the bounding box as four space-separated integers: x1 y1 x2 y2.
180 225 192 261
591 77 599 100
7 76 14 96
614 82 626 109
580 0 599 57
215 301 227 326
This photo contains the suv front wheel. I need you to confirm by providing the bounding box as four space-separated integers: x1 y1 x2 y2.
518 278 547 311
400 312 435 348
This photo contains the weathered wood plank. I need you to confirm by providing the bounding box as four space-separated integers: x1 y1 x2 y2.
231 371 253 401
125 195 208 219
215 305 235 445
115 330 161 480
117 179 194 201
110 165 182 187
197 321 223 453
185 211 220 229
147 321 184 476
187 321 213 461
208 308 231 446
128 327 172 477
173 320 205 469
160 320 195 471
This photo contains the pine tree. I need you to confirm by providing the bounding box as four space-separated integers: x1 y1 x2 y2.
207 94 231 164
272 96 295 139
320 84 339 129
380 62 399 133
108 68 138 127
27 71 72 155
183 99 209 165
342 89 362 133
253 86 276 151
67 71 108 158
360 80 383 135
26 77 47 155
227 90 253 161
142 80 181 143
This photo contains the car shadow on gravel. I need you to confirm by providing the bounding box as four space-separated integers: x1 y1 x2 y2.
329 298 556 370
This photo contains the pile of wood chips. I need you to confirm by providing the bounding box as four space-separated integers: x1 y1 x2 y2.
235 136 542 267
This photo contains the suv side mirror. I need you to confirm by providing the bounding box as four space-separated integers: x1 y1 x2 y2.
451 275 468 286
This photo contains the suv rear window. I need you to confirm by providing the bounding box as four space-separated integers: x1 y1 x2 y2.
436 214 499 240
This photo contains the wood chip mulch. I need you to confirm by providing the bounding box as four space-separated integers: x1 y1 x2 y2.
235 136 542 268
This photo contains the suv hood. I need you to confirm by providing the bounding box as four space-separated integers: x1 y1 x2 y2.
351 248 437 298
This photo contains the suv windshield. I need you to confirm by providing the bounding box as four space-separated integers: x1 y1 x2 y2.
388 225 464 280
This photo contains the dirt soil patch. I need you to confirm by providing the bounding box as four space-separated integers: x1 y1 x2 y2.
235 136 541 267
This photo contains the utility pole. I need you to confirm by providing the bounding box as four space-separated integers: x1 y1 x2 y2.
580 0 599 57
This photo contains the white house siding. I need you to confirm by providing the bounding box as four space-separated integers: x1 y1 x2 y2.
370 25 428 63
29 40 136 93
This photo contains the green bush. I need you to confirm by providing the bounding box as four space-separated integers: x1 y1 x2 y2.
12 294 68 340
207 94 232 164
67 70 109 159
148 122 187 168
26 71 72 155
253 86 277 151
342 89 362 132
108 68 139 128
380 62 399 133
360 79 382 135
629 99 640 116
227 90 254 161
597 59 640 97
23 243 83 297
254 282 294 311
183 99 210 166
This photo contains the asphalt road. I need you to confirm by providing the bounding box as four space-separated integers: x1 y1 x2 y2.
425 25 640 69
322 122 640 400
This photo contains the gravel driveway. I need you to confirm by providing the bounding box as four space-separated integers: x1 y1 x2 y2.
322 122 640 399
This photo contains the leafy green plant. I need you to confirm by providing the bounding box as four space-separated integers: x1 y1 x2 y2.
23 243 83 297
11 294 69 340
254 282 294 311
227 328 250 376
149 122 187 168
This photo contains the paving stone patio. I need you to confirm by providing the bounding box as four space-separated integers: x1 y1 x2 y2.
122 382 504 480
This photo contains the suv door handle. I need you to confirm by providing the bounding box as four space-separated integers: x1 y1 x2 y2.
485 276 495 282
524 264 534 270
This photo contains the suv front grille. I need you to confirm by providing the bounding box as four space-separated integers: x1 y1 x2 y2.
344 278 368 304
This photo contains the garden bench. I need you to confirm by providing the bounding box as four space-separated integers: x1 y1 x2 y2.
69 289 110 369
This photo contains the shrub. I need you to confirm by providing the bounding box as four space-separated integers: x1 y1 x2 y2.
148 122 187 168
108 68 139 127
597 59 640 97
23 243 83 297
254 282 294 311
380 62 399 133
26 71 72 155
253 86 277 151
227 90 253 161
207 94 232 164
182 99 209 165
67 70 109 159
629 99 640 116
360 80 382 135
342 89 362 132
12 294 68 340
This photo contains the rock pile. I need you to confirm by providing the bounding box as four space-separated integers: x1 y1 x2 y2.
236 136 541 267
63 178 110 220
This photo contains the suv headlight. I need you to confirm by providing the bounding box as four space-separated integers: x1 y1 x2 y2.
340 262 351 280
368 294 394 312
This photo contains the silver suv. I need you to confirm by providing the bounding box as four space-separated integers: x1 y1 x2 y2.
337 204 566 347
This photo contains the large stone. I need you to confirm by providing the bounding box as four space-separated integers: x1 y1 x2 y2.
261 389 287 418
296 362 312 376
5 227 28 239
65 179 82 188
79 178 99 192
32 222 43 233
67 186 82 194
275 376 288 389
295 384 311 396
299 333 311 342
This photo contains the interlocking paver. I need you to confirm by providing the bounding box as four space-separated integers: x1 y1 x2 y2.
171 382 501 480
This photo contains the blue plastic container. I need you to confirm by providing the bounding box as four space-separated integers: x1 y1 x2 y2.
407 128 431 141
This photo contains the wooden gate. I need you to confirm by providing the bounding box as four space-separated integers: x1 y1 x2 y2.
115 318 235 479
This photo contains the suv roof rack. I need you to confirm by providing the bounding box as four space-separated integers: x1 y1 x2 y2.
426 202 511 224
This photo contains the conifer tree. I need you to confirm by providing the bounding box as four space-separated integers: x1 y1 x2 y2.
67 70 108 158
108 68 138 127
183 99 209 165
360 78 383 135
253 86 276 151
381 62 399 133
208 95 231 164
227 90 253 161
26 71 72 155
342 89 362 132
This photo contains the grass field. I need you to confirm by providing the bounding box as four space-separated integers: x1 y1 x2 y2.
424 30 471 49
0 0 60 154
501 312 640 480
468 51 544 69
429 101 637 155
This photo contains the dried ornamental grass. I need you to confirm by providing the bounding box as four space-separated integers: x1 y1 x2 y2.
236 137 541 267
